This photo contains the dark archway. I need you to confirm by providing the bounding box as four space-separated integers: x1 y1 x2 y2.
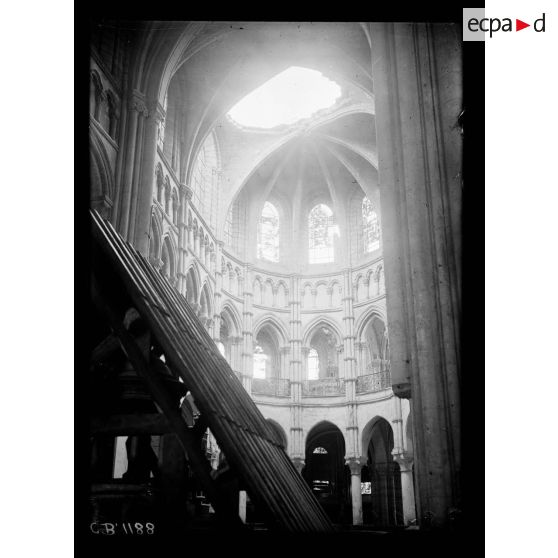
361 417 403 528
303 421 349 524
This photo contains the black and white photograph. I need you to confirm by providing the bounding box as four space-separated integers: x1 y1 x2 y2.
85 19 469 545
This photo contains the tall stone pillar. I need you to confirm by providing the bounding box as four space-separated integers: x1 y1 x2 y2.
177 184 192 296
193 228 200 258
346 457 365 526
289 274 303 459
115 91 148 242
370 22 462 527
131 98 165 256
393 451 416 526
187 220 193 249
241 264 254 394
342 268 359 458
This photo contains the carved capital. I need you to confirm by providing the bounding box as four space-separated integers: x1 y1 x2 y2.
130 92 149 117
148 99 166 123
345 456 366 475
180 183 193 201
392 450 414 472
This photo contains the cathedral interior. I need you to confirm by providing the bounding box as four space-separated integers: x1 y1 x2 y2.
88 20 463 537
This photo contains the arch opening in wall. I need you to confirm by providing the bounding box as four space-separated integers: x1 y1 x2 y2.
185 265 200 307
149 212 163 264
357 314 389 375
160 236 176 280
303 421 348 524
304 323 341 380
252 323 282 380
360 417 403 528
199 282 213 328
219 305 242 366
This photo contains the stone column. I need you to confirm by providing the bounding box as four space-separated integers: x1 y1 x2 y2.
370 22 462 528
346 457 365 526
393 451 416 526
116 91 148 242
132 98 165 255
187 221 194 249
342 268 358 457
289 274 303 459
241 264 254 394
177 184 192 296
194 228 200 258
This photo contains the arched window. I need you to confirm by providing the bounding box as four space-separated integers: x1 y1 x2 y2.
308 348 319 380
257 202 280 262
308 204 337 264
253 345 267 379
191 133 220 230
313 446 328 454
362 197 380 253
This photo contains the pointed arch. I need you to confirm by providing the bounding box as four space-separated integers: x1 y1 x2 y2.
354 307 388 342
304 420 347 457
302 316 343 347
360 415 392 458
185 262 200 305
263 278 274 306
220 301 242 337
149 209 163 262
276 280 288 308
253 314 290 346
90 130 114 219
199 281 214 320
160 234 177 280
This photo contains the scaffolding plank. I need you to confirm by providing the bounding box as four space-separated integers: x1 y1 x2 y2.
90 210 333 532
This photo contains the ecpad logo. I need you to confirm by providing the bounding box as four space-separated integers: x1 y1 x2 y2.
463 8 546 41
